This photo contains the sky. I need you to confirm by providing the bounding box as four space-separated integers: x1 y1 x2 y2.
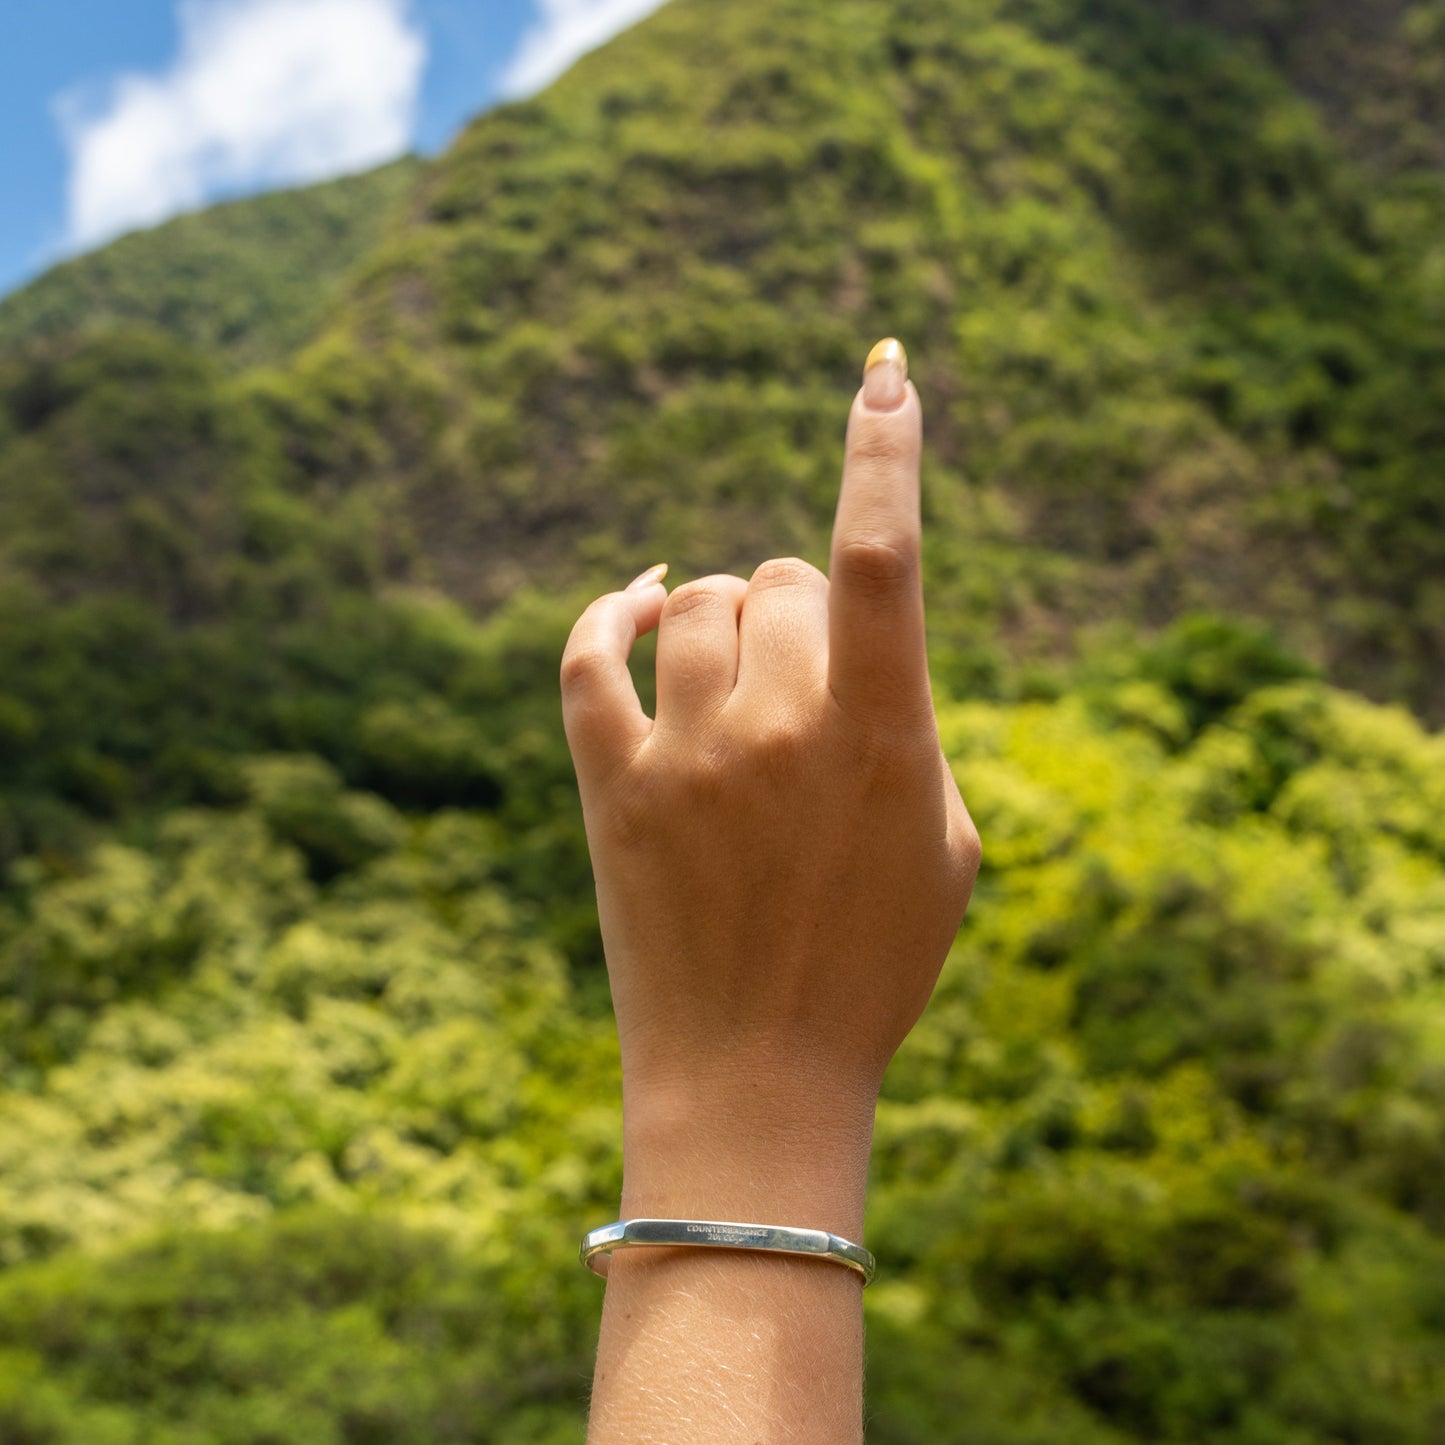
0 0 670 300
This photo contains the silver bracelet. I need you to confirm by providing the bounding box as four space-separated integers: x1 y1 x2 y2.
580 1217 876 1286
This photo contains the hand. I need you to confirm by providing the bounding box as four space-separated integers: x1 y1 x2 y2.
561 339 981 1233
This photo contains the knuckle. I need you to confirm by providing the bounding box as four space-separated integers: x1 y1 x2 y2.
749 556 820 592
663 579 731 622
559 644 609 693
669 744 732 805
747 714 815 773
835 536 918 593
834 715 900 776
844 721 935 789
861 738 917 788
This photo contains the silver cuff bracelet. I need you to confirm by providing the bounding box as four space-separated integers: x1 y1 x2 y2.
580 1217 876 1285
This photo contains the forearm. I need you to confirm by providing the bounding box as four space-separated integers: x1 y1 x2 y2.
586 1081 876 1444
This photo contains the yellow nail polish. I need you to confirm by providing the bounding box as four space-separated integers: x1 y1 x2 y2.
862 337 908 410
626 562 669 591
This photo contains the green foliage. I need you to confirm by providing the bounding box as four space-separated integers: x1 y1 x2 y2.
1137 617 1318 734
0 1212 602 1445
0 656 1441 1440
859 682 1445 1440
244 755 405 881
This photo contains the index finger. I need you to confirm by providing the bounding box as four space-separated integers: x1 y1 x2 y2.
827 338 929 716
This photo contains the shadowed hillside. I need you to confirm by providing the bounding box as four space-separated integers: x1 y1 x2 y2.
1160 0 1445 172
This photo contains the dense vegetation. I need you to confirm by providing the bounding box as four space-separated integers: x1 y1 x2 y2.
0 0 1441 1440
2 624 1443 1442
0 159 421 370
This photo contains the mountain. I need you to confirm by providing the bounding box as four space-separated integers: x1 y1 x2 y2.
0 158 422 370
0 1 1442 1441
3 0 1442 720
339 0 1445 706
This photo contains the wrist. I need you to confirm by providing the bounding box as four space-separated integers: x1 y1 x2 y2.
619 1070 878 1241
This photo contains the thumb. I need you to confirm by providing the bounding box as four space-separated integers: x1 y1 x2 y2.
561 565 668 781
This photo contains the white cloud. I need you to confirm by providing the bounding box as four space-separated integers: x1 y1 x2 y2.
56 0 427 251
500 0 670 99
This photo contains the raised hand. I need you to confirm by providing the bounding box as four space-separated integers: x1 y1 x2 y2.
562 338 980 1236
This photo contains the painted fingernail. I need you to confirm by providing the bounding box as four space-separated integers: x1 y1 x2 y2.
862 337 908 410
626 562 669 591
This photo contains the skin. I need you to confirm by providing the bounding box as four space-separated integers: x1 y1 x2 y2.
561 339 982 1443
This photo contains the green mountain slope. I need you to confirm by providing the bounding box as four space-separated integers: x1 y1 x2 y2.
0 1 1443 1441
3 0 1439 718
302 0 1444 710
0 158 423 370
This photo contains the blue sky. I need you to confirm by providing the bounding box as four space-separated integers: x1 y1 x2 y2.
0 0 668 300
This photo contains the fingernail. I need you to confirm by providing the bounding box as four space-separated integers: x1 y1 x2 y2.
626 562 668 591
862 338 907 410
